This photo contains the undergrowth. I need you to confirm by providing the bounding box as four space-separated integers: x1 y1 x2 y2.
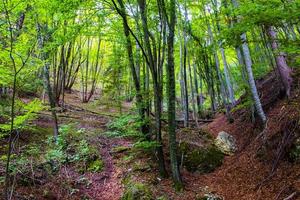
0 123 103 186
105 113 158 153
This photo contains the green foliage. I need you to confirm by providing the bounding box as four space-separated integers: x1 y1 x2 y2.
133 141 160 152
0 99 44 138
231 95 253 113
87 159 104 172
121 181 153 200
45 124 103 172
106 114 144 138
0 123 104 185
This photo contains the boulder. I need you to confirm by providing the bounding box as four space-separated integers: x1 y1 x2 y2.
178 142 224 173
215 131 237 155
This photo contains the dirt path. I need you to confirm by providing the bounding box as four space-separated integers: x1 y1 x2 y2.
60 103 131 200
81 135 130 200
28 95 133 200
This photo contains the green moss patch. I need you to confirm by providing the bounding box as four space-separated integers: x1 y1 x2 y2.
87 159 104 172
179 142 224 173
121 181 154 200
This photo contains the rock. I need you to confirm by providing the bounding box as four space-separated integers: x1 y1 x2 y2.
178 142 224 173
203 193 223 200
215 131 237 155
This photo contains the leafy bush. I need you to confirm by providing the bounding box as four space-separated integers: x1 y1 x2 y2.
45 124 103 172
0 99 44 138
108 114 140 130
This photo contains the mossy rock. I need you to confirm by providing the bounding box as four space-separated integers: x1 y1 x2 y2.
179 142 224 173
121 182 154 200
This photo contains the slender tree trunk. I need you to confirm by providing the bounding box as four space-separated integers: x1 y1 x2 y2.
5 75 16 200
138 0 167 177
220 46 235 104
179 29 189 127
193 62 201 116
165 0 182 187
183 7 189 127
207 20 232 121
232 0 267 124
188 54 198 127
266 25 292 97
113 0 149 138
37 24 59 139
212 0 235 105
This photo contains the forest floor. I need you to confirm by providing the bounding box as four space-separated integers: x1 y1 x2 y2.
9 92 131 200
2 73 300 200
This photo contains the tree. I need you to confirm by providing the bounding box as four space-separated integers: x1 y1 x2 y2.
231 0 267 124
1 0 34 198
164 0 183 188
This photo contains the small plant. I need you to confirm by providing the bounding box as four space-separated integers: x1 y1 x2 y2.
0 99 44 136
121 181 153 200
87 159 104 172
133 141 160 152
43 124 104 173
106 114 144 139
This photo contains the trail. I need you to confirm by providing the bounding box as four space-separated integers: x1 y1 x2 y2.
63 101 131 200
33 93 133 200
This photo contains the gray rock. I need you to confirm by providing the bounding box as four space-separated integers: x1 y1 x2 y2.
215 131 237 155
204 193 223 200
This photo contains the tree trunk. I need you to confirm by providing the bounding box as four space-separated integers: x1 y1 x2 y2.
266 25 292 97
113 0 149 138
138 0 167 177
231 0 267 124
165 0 182 187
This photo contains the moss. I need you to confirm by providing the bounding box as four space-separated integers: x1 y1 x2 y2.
132 161 151 172
112 146 131 153
288 138 300 163
179 142 224 173
87 159 104 172
121 182 153 200
157 196 169 200
198 129 214 141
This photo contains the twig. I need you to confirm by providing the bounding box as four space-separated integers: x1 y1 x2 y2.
275 185 288 200
284 192 297 200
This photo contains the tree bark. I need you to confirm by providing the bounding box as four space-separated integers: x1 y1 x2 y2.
266 25 292 97
165 0 182 187
231 0 267 124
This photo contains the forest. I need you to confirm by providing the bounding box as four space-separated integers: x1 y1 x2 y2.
0 0 299 199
